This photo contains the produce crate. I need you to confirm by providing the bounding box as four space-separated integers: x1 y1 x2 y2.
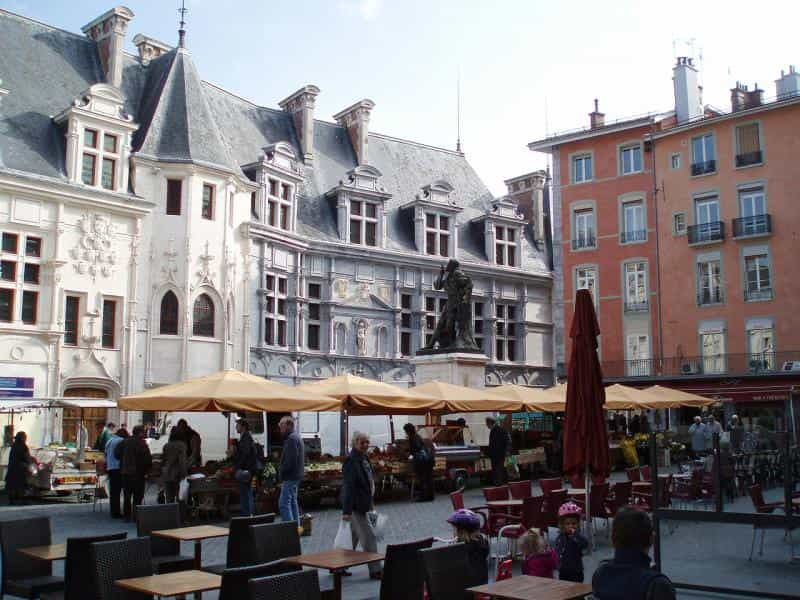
516 448 546 465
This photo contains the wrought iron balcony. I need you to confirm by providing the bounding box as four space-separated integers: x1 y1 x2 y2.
571 236 596 251
624 300 649 313
691 160 716 176
688 221 724 244
733 214 771 238
697 288 724 306
744 287 773 302
735 150 763 167
602 351 800 380
620 229 647 243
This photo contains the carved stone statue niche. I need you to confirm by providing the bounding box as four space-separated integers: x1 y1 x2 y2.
418 259 482 355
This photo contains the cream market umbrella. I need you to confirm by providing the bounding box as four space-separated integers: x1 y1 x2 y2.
603 383 663 410
490 383 567 412
643 385 716 409
295 374 442 415
118 369 342 412
411 381 525 414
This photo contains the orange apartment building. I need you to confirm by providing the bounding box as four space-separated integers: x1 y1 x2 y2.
529 58 800 431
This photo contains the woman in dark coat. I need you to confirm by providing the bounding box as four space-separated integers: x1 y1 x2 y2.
6 431 32 505
404 423 434 502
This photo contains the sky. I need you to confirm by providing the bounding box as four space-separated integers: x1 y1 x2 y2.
4 0 796 196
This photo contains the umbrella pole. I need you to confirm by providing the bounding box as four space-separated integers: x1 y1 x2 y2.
585 461 592 553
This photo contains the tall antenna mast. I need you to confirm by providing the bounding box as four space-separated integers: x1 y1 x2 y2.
178 0 188 48
456 67 462 153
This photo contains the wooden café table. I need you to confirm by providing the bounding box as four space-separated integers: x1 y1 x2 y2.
151 525 228 599
486 499 524 509
116 569 221 598
18 543 67 562
468 575 592 600
286 548 384 600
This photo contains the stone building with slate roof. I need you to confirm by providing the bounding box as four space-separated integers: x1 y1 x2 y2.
0 6 553 448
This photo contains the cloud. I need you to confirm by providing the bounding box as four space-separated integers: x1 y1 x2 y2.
338 0 382 20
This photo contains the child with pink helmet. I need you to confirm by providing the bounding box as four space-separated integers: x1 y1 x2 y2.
554 501 588 582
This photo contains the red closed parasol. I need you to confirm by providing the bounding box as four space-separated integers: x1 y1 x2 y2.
563 289 610 480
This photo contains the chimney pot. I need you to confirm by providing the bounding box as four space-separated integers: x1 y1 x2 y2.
279 85 321 165
333 99 375 165
589 99 605 129
81 6 134 88
673 56 703 122
132 34 171 66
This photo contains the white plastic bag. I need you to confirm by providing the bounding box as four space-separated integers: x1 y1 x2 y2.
334 519 352 550
178 478 189 502
367 511 388 542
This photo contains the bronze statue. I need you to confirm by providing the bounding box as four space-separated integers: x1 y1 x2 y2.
421 259 481 353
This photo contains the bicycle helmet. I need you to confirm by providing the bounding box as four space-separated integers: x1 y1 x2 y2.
447 509 481 532
558 501 583 518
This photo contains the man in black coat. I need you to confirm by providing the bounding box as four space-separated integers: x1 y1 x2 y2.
486 415 510 486
341 431 382 579
232 418 257 516
115 425 152 521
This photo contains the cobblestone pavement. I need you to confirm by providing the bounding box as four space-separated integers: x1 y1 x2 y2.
0 479 798 599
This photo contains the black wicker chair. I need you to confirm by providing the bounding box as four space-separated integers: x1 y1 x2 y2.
418 543 475 600
135 503 194 573
0 516 64 598
249 521 301 564
202 512 276 575
248 569 321 600
90 537 153 600
63 532 128 599
218 559 300 600
380 537 434 600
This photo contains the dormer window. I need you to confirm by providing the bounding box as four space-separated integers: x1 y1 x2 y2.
244 141 303 232
54 84 136 193
495 225 517 266
472 196 525 268
402 180 460 258
327 165 391 248
350 200 378 246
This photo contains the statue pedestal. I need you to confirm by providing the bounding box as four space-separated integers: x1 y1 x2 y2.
411 352 488 388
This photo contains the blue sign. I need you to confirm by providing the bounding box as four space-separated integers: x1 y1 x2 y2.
0 377 34 389
0 389 35 398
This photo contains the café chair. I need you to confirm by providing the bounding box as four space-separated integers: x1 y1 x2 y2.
249 521 302 564
90 537 153 600
219 559 300 600
203 513 277 574
249 569 322 600
538 477 562 496
379 537 434 600
542 489 568 537
509 480 532 500
626 467 642 483
418 543 477 600
640 465 652 482
482 486 516 546
59 532 127 599
0 516 64 598
135 503 194 574
449 490 489 535
748 484 797 561
499 495 546 558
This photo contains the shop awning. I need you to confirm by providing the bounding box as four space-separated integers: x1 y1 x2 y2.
295 374 441 415
119 369 341 412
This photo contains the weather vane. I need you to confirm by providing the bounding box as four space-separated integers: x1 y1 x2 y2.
178 0 188 48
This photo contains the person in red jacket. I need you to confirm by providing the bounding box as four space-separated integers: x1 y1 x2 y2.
520 528 557 578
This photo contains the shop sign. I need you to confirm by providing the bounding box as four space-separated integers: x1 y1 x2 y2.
0 377 34 397
734 391 788 403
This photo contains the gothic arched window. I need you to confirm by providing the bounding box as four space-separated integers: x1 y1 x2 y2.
192 293 215 337
159 291 179 335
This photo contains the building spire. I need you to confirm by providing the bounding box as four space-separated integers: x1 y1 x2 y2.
178 0 187 48
456 67 462 153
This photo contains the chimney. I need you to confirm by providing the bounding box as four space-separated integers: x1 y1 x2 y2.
776 65 800 99
132 34 171 66
589 98 605 129
730 82 764 112
333 99 375 165
278 85 321 165
673 56 703 123
81 6 134 88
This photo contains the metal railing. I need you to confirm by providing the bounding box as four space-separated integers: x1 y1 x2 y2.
571 235 596 250
733 214 771 237
688 221 724 244
624 299 649 313
602 350 800 379
691 159 716 176
735 150 763 167
620 229 647 243
696 288 724 305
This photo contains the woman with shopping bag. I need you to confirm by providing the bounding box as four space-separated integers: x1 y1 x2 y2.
340 431 383 580
161 427 188 503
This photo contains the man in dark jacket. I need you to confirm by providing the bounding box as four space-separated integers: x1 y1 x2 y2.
486 415 510 485
341 431 382 579
232 418 257 516
278 416 304 527
115 425 152 521
592 508 676 600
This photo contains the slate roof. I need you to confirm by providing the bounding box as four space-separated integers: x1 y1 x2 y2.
0 9 548 274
